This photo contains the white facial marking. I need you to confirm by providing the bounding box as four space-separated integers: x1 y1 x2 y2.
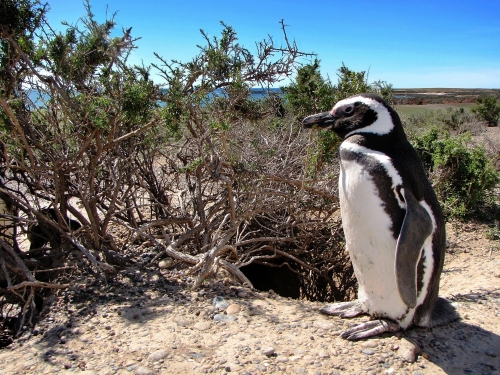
332 96 394 136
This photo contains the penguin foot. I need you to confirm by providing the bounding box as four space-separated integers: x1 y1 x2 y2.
320 301 365 318
340 319 400 340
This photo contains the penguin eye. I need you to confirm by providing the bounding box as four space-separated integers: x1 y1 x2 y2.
344 105 354 114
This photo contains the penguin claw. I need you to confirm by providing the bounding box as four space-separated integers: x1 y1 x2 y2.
340 319 400 340
320 301 365 317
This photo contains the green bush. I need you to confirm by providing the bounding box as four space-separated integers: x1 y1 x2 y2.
437 107 477 132
471 95 500 127
281 59 335 120
410 127 499 219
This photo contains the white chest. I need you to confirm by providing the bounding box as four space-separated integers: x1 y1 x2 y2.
339 152 410 323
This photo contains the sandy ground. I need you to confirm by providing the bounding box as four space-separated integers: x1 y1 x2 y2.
0 221 498 375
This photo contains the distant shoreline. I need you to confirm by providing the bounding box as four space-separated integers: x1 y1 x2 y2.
393 88 500 105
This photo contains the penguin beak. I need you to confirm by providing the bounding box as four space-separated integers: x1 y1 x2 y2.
302 111 337 129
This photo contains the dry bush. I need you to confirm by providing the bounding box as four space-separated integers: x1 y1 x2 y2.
0 3 354 340
128 114 354 301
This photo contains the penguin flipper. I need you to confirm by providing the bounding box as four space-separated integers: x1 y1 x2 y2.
396 189 433 308
340 319 400 340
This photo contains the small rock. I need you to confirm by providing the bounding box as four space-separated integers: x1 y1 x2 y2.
318 351 330 359
362 349 375 355
361 340 379 349
148 350 169 361
312 320 336 330
189 352 205 359
237 291 248 298
194 321 212 331
158 259 173 269
262 347 275 356
135 366 154 375
23 359 37 368
212 296 229 310
485 349 497 357
174 316 190 327
397 338 420 363
226 304 241 315
254 364 267 372
126 364 138 371
213 314 237 322
248 307 264 316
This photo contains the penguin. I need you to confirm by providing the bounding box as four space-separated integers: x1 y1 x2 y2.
302 93 458 340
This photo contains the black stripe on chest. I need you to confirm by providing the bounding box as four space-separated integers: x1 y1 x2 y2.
340 147 406 240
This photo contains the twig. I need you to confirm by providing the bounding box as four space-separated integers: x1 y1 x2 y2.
219 259 254 288
65 236 114 275
0 238 35 282
0 254 12 288
7 280 70 290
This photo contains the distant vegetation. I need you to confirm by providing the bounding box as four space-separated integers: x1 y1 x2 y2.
472 95 500 127
0 0 498 343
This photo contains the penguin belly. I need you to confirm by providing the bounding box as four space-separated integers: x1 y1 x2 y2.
339 157 411 324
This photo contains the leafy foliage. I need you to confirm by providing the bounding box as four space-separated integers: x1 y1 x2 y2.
281 59 336 120
410 127 499 219
471 95 500 127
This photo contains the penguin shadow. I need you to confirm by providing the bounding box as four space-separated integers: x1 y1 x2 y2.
408 318 500 374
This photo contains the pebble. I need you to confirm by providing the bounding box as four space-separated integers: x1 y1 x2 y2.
262 347 275 356
135 366 154 375
317 351 330 359
362 349 375 355
226 304 241 315
174 317 190 327
312 320 336 330
212 296 229 310
194 321 212 331
158 259 173 269
148 350 169 361
397 338 420 363
213 314 237 322
361 340 379 349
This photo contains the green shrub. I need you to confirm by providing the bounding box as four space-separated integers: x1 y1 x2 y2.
281 59 335 120
437 107 477 132
471 95 500 127
410 127 499 219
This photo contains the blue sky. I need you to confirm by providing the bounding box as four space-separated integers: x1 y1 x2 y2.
44 0 500 88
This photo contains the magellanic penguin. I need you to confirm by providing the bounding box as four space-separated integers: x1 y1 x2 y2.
302 93 458 340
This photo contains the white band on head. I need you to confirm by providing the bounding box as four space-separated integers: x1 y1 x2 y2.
333 96 394 136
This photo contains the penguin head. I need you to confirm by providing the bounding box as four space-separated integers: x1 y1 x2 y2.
302 93 401 139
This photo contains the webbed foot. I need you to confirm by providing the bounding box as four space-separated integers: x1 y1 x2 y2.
320 301 366 318
340 319 400 340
